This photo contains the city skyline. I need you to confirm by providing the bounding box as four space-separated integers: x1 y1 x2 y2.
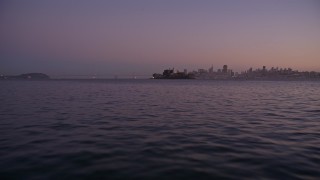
1 0 320 75
2 64 319 80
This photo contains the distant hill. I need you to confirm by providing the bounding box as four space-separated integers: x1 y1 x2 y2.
16 73 50 79
0 73 50 80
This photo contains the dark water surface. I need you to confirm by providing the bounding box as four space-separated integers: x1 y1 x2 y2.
1 80 320 179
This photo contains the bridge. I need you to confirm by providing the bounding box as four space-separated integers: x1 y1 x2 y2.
50 74 152 79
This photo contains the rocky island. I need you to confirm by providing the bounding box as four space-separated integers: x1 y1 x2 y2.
153 68 195 79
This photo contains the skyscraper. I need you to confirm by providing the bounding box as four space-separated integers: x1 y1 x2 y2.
223 65 228 73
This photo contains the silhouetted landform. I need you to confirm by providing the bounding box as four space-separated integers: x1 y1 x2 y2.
0 73 50 80
238 66 320 80
153 68 195 79
153 65 320 80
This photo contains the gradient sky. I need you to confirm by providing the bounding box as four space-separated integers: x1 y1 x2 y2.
1 0 320 77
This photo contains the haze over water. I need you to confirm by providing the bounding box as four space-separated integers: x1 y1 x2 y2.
1 80 319 179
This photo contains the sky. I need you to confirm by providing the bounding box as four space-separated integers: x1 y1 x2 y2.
1 0 320 77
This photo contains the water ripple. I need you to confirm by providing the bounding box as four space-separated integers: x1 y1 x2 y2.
1 80 320 179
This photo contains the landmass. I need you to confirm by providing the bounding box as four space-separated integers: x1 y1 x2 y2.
153 69 195 79
153 65 320 80
0 73 50 80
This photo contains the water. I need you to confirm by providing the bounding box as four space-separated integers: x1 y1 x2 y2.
0 80 319 179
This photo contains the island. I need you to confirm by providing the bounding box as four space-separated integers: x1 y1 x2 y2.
0 73 50 80
153 68 195 79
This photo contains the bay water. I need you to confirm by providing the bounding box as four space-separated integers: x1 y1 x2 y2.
0 80 319 179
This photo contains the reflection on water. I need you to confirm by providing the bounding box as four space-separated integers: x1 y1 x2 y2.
0 80 320 179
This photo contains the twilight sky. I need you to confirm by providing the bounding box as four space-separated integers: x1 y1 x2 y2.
1 0 320 77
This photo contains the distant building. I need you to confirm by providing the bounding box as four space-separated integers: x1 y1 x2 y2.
151 64 320 80
163 69 174 76
153 68 194 79
223 65 228 73
209 65 213 73
198 69 207 74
